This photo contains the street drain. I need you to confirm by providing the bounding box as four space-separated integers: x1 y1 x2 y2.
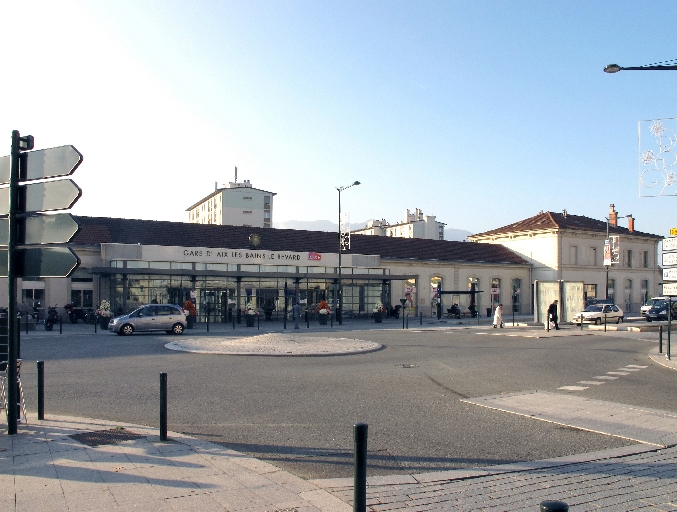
69 428 145 447
396 364 419 368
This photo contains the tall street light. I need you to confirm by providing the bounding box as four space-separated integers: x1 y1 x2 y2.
337 181 360 325
604 62 677 73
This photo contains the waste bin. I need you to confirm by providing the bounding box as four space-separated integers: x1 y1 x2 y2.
487 307 492 317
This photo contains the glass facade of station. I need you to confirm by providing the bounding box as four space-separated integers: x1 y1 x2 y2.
99 260 398 322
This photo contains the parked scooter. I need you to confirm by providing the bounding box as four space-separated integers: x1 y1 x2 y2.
32 302 41 320
64 303 78 324
44 304 60 331
83 307 97 324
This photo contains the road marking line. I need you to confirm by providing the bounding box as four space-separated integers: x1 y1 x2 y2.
626 365 648 368
607 371 629 375
578 381 605 385
619 368 641 371
558 386 589 391
594 376 618 380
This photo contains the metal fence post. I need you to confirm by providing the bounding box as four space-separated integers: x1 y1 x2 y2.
540 501 568 511
37 360 44 420
353 423 368 512
659 325 663 353
160 372 168 441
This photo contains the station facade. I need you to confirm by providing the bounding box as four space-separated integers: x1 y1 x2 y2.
8 216 532 321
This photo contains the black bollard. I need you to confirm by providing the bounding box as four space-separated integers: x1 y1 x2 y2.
25 315 28 335
94 316 97 333
660 325 663 353
59 316 62 334
604 313 607 332
306 310 309 329
331 313 333 327
160 372 168 441
37 360 44 420
406 314 408 329
420 312 423 325
540 500 568 511
257 314 260 330
353 423 368 512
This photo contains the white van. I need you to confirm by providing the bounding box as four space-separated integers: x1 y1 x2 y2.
641 297 667 317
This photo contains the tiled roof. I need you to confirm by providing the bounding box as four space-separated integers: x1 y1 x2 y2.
470 211 661 239
71 216 528 265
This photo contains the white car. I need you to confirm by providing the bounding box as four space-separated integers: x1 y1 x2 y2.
573 304 624 325
641 297 666 317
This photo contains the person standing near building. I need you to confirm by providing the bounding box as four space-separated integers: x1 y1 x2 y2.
548 299 560 330
493 304 504 328
292 302 302 330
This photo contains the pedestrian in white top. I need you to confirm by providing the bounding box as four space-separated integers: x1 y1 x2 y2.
493 304 504 328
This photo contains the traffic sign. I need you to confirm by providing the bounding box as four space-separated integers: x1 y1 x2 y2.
664 268 677 281
664 253 677 267
0 179 81 215
0 247 80 277
0 145 82 184
671 228 677 236
663 282 677 296
0 213 79 245
664 237 677 252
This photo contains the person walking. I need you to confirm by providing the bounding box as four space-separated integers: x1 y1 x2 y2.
548 299 560 330
493 304 504 328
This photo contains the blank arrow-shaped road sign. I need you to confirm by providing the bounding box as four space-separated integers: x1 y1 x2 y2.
0 179 81 215
0 145 82 185
0 213 79 245
0 247 80 277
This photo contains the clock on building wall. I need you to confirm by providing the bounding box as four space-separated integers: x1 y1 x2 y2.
249 234 261 247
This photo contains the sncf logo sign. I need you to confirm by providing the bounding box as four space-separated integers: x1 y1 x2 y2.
308 252 322 261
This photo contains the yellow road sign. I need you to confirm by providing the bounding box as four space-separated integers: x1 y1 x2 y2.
671 228 677 236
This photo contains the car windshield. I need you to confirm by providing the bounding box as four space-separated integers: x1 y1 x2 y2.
653 301 668 309
584 305 603 312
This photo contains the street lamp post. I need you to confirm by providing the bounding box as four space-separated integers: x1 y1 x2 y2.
604 62 677 73
604 213 632 300
337 181 360 325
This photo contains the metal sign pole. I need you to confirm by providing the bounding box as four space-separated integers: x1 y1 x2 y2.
6 131 19 434
668 297 672 360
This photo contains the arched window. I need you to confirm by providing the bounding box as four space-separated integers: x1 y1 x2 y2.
511 278 522 313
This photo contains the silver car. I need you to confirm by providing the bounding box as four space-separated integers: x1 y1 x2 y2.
573 304 624 325
109 304 186 336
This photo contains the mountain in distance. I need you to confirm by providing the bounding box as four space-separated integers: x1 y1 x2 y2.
272 220 472 241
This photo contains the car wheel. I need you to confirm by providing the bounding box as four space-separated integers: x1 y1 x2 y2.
594 318 601 325
120 324 134 336
646 317 652 322
171 323 184 335
617 317 623 324
44 321 53 331
576 323 581 326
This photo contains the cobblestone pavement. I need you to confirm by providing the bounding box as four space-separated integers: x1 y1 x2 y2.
315 445 677 511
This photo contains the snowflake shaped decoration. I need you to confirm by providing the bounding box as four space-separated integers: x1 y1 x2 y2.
650 120 665 137
641 150 655 164
639 117 677 196
667 171 677 187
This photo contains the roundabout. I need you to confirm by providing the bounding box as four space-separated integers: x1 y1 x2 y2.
165 332 383 356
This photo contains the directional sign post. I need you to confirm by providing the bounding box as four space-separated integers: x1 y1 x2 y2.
1 131 83 435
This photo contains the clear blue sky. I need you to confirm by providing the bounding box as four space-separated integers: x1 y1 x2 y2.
1 0 676 237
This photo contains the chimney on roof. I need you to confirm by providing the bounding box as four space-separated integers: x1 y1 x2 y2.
234 166 238 184
562 209 567 218
628 216 634 232
609 204 618 227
